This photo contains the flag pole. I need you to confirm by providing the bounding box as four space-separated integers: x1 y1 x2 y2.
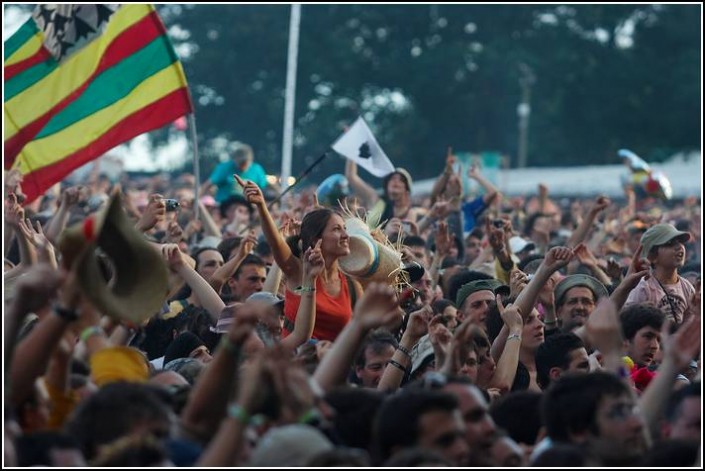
187 112 200 222
280 3 302 203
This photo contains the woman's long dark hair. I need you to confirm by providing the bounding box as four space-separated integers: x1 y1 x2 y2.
287 208 335 258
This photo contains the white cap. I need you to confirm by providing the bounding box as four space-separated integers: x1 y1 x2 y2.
509 236 536 255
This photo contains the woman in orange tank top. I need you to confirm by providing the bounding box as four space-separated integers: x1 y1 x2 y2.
236 175 362 342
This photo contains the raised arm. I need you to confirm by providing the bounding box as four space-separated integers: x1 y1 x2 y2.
17 219 58 269
10 267 79 407
163 244 225 323
44 186 83 244
280 240 323 351
566 196 610 249
5 194 36 266
183 305 258 445
469 164 501 207
345 159 379 208
609 245 650 311
573 243 613 287
489 297 523 394
236 174 301 282
430 148 455 205
378 306 430 392
209 232 257 294
639 316 701 435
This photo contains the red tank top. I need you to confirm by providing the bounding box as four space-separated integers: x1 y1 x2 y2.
283 270 352 342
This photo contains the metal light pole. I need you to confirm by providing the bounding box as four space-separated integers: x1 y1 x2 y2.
517 63 535 168
280 4 301 195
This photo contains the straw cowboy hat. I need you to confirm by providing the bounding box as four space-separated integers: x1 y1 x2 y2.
59 190 169 324
338 215 404 287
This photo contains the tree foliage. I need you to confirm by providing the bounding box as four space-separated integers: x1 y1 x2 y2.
156 4 700 181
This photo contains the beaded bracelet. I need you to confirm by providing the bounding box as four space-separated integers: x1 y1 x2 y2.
396 345 412 358
298 408 321 425
228 404 250 425
80 326 105 343
388 359 408 375
295 285 316 293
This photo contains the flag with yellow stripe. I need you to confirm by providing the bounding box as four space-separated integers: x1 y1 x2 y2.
4 4 193 203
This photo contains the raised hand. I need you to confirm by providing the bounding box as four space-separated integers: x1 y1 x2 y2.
497 294 523 332
573 243 599 268
445 146 456 171
405 305 432 341
136 194 166 232
435 221 451 258
302 239 325 280
661 316 701 370
352 283 402 330
589 195 611 216
509 269 529 299
161 243 186 272
626 244 650 277
237 230 258 259
234 174 265 206
487 220 507 253
584 298 623 355
444 315 480 375
429 316 452 367
61 186 86 207
468 163 481 180
541 246 574 274
604 257 623 281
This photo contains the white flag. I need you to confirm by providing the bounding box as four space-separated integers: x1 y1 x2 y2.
331 117 395 178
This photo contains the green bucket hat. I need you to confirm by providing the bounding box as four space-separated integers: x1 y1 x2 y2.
456 279 510 308
640 223 691 257
554 274 608 307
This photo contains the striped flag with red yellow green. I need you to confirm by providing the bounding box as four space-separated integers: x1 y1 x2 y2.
4 4 193 203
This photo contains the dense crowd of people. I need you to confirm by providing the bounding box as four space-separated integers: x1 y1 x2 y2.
3 142 701 466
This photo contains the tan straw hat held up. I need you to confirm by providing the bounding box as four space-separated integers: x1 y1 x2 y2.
59 190 169 324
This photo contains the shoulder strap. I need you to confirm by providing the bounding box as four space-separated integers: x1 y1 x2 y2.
346 274 357 309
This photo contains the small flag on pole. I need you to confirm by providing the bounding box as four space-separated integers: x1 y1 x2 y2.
4 4 193 203
331 116 395 178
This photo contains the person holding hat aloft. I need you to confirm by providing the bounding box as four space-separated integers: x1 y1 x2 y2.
624 223 697 324
236 174 363 342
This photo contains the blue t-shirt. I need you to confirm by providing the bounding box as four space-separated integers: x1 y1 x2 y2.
210 161 268 203
461 196 489 235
